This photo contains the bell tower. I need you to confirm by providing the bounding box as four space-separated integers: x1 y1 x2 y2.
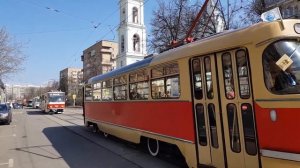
117 0 147 68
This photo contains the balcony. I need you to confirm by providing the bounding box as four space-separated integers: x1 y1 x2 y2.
100 48 113 53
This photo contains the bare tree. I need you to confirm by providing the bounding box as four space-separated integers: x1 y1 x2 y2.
241 0 266 25
149 0 246 52
0 28 25 78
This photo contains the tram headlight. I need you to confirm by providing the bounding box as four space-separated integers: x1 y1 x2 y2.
294 23 300 34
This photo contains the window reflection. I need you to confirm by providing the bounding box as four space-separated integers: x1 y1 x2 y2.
263 40 300 94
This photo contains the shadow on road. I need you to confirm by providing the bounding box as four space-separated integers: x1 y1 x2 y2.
42 126 142 168
27 110 45 115
42 126 186 168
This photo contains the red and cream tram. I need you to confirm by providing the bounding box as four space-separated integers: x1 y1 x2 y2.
84 19 300 168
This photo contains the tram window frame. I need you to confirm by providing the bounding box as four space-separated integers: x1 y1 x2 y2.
92 82 102 101
85 84 93 101
241 103 258 155
102 79 113 101
227 103 241 153
113 76 127 100
204 57 214 99
192 58 203 100
236 49 251 99
129 70 149 100
222 53 235 99
151 63 180 99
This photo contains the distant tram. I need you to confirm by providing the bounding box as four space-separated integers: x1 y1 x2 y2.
40 91 65 114
83 19 300 168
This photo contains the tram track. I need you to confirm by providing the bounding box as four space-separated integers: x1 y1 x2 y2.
44 111 148 168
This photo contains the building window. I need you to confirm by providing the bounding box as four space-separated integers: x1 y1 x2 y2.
133 34 140 52
132 7 138 23
121 35 125 52
91 50 96 57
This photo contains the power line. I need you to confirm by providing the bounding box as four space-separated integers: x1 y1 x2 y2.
15 28 93 35
14 0 101 29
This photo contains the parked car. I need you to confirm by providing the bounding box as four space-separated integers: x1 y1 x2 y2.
0 104 12 125
27 100 33 107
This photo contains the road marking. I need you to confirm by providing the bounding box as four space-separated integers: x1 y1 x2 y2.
8 159 13 167
0 159 13 167
0 134 16 138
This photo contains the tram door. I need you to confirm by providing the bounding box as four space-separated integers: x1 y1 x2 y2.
215 49 259 168
190 55 225 168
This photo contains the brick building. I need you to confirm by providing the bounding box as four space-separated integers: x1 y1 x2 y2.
81 40 118 83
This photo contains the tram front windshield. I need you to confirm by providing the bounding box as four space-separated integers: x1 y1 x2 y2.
48 93 65 102
263 39 300 94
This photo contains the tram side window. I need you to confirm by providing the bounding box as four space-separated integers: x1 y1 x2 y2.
227 104 241 153
196 104 207 146
85 84 93 101
129 70 149 100
102 80 113 101
241 103 257 155
208 104 218 148
236 50 250 99
192 59 203 100
129 82 149 100
151 78 165 98
152 76 180 99
222 53 235 99
114 76 127 100
151 63 180 99
204 57 214 99
263 39 300 94
93 82 101 101
114 85 127 100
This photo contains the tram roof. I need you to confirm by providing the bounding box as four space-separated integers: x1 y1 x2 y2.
87 19 298 84
88 56 153 84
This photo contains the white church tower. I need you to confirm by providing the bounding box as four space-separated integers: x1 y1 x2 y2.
117 0 147 68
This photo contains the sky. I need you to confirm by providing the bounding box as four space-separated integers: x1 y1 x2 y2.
0 0 158 86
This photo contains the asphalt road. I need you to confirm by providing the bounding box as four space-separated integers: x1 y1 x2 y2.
0 108 185 168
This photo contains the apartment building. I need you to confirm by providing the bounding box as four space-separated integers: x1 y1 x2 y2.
59 68 83 100
81 40 118 83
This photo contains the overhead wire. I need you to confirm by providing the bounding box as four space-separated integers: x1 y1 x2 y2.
21 0 101 29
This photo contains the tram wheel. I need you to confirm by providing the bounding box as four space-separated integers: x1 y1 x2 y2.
147 138 160 157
